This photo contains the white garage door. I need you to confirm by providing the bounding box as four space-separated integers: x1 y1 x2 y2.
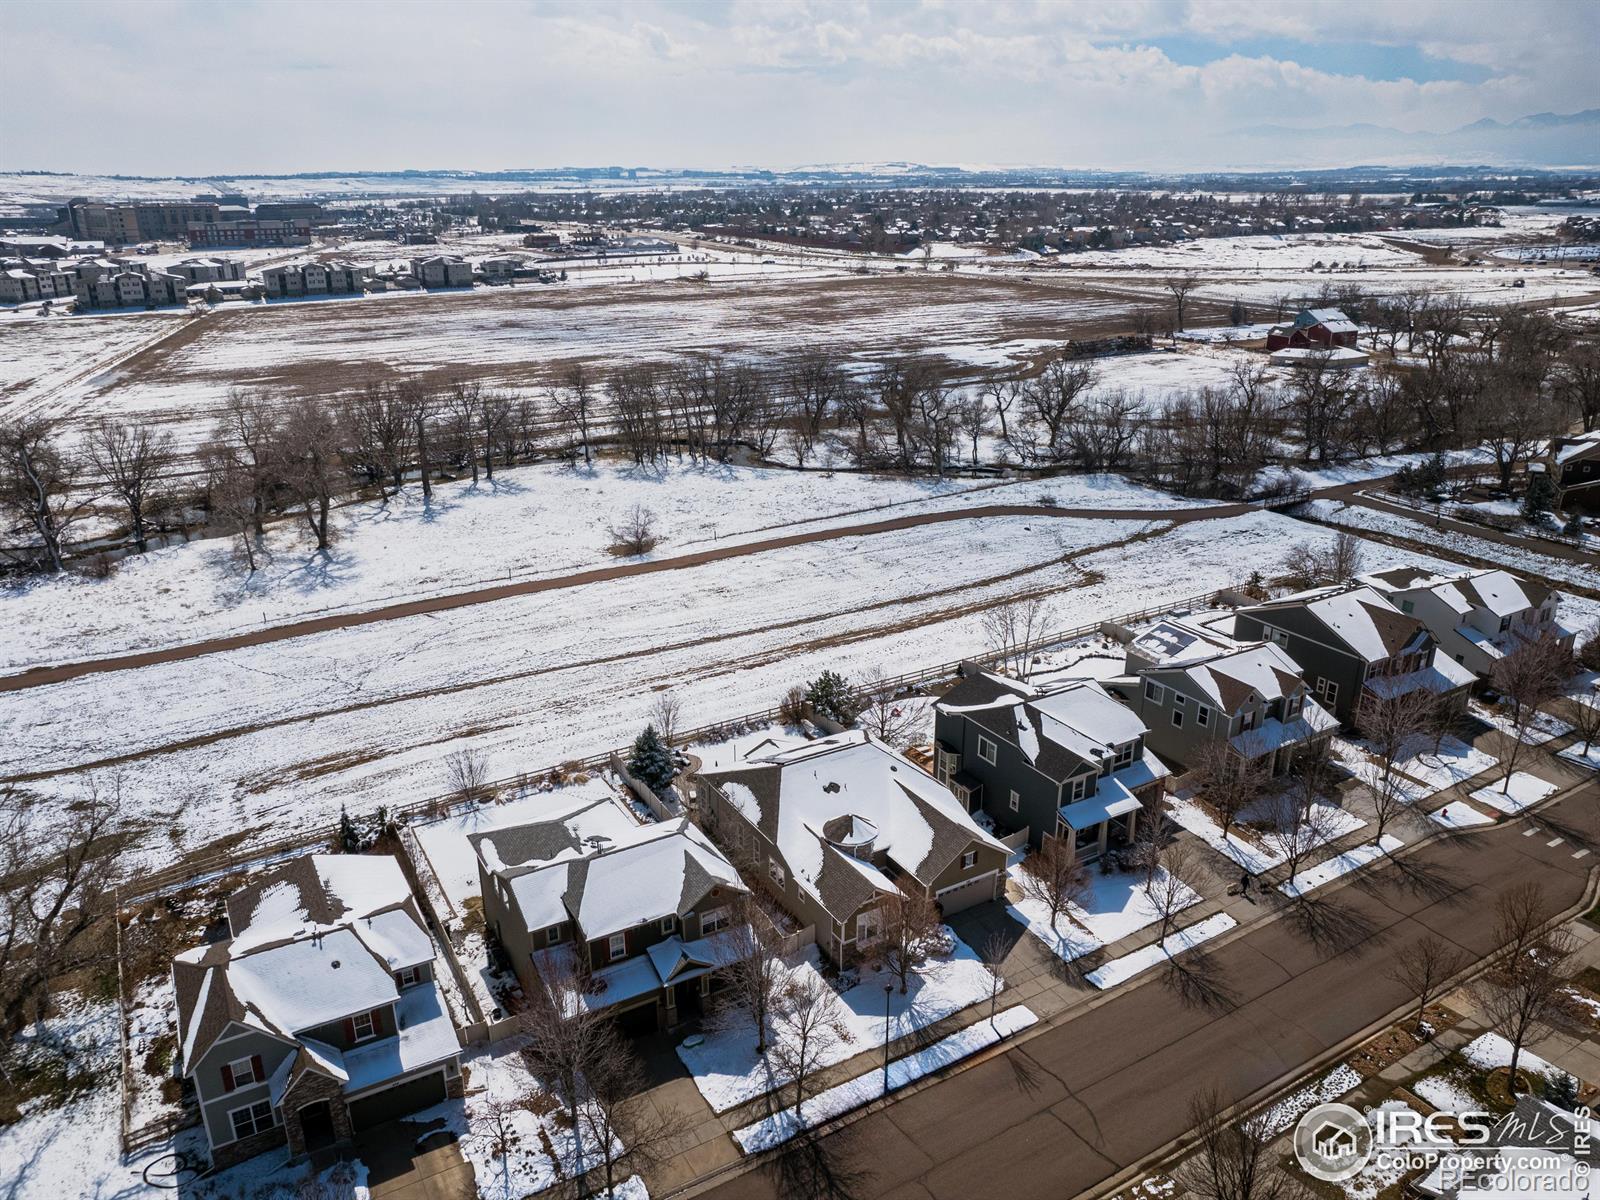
935 871 996 916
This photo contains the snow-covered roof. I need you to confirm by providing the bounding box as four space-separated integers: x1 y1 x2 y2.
227 927 397 1035
1363 649 1477 699
492 817 745 941
1258 585 1426 663
1229 699 1339 758
339 983 460 1094
1133 618 1308 711
702 731 1005 918
1296 307 1358 333
1361 566 1554 618
940 675 1153 781
1553 431 1600 465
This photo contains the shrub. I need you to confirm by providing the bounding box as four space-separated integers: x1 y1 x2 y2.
628 724 676 792
806 670 864 725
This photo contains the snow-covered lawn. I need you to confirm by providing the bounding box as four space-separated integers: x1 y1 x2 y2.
1279 837 1405 899
1084 914 1238 989
1469 772 1560 814
1392 736 1501 796
1166 792 1365 875
731 1005 1037 1153
1470 703 1574 746
1429 802 1496 829
412 1038 635 1200
1412 1031 1565 1116
675 934 1000 1113
1006 862 1201 963
1558 742 1600 773
1261 1063 1363 1135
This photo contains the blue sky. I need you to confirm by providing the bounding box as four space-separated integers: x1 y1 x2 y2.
1 0 1594 175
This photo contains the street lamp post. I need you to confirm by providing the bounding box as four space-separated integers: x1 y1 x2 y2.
882 984 893 1095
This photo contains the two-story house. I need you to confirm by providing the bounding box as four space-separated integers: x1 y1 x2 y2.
171 855 463 1169
475 816 749 1034
695 730 1009 965
1233 585 1475 726
1107 617 1339 776
1537 431 1600 512
933 671 1168 860
409 255 473 288
1358 566 1574 677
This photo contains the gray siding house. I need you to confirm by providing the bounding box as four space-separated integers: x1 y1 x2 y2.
172 855 462 1168
696 731 1009 965
476 809 749 1034
932 672 1168 860
1358 566 1573 677
1108 617 1338 775
1233 585 1475 726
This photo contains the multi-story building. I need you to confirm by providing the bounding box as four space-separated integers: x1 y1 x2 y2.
1233 585 1475 725
696 731 1009 963
259 260 370 298
187 219 312 248
168 257 245 284
172 854 463 1168
934 671 1168 859
408 255 473 287
1357 567 1574 677
474 798 749 1034
60 198 222 243
74 265 188 308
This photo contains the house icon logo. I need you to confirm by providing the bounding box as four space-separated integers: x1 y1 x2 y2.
1294 1103 1372 1182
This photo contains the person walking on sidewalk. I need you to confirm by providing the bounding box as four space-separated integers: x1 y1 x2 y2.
1239 869 1255 902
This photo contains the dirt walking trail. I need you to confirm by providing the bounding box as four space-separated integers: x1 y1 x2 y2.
3 495 1287 693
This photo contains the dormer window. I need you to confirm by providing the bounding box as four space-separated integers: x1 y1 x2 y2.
395 965 421 988
352 1010 377 1043
608 932 627 962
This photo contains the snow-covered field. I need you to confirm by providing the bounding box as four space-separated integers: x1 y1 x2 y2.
0 463 1193 672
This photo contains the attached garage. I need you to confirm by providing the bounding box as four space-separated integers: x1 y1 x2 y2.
348 1070 447 1131
935 871 997 916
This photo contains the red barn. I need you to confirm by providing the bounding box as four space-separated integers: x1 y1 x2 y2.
1266 308 1360 351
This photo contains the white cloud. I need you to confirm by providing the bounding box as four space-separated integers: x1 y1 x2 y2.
0 0 1593 173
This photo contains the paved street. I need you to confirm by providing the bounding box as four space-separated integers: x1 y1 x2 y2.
688 775 1600 1200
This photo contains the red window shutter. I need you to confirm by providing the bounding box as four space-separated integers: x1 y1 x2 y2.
370 1008 384 1036
221 1063 235 1091
344 1017 356 1042
251 1054 264 1083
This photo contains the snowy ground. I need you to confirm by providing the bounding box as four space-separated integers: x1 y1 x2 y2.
1470 703 1575 747
2 497 1555 873
1005 862 1201 963
1260 1063 1364 1135
730 1005 1037 1153
1084 913 1237 989
1469 772 1560 815
0 463 1190 672
1391 736 1502 797
1279 837 1405 899
1411 1031 1563 1113
674 935 1000 1114
1166 791 1366 875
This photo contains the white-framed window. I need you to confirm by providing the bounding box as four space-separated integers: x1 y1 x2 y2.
352 1011 376 1043
395 965 421 988
1008 789 1020 812
1143 679 1164 704
1114 741 1136 769
1067 776 1089 801
855 909 882 944
977 735 997 764
608 933 627 962
1239 710 1257 732
546 923 567 947
1316 677 1339 708
1196 705 1210 728
1171 708 1184 728
1173 693 1187 709
1286 693 1303 718
1400 599 1415 614
228 1099 275 1142
961 850 976 870
660 915 676 935
768 858 787 889
1269 629 1290 649
700 906 730 935
226 1055 257 1089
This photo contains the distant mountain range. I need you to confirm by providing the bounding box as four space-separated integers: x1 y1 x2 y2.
1232 109 1600 169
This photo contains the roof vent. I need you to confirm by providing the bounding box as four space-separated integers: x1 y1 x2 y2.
823 781 841 793
331 960 341 969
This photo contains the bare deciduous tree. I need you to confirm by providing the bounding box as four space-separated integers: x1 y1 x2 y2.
1475 924 1576 1096
1166 274 1199 333
1016 838 1088 933
1357 689 1437 845
1279 530 1366 587
981 598 1054 676
714 891 789 1055
1189 743 1269 844
607 504 658 555
877 889 944 995
277 399 344 552
853 668 924 749
1143 840 1201 941
552 363 597 467
579 1034 674 1199
445 747 493 805
85 418 174 553
1491 631 1572 792
771 969 851 1121
1385 934 1467 1037
1176 1087 1306 1200
649 692 682 747
0 417 90 573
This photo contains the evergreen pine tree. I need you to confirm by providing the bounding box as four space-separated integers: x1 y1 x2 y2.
1523 470 1558 518
629 724 676 792
1545 1071 1580 1111
806 670 862 725
339 804 359 853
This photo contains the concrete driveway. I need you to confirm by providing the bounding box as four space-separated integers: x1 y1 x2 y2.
352 1120 476 1200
